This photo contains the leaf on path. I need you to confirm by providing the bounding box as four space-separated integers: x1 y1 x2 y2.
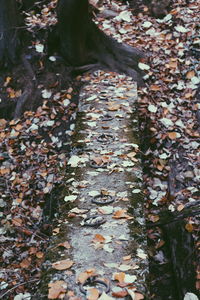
123 255 131 261
112 290 128 298
93 234 106 243
114 272 125 284
52 259 74 270
48 280 67 299
113 209 132 220
127 289 144 300
87 288 99 300
77 269 97 284
57 241 71 249
98 292 115 300
64 195 77 202
107 103 121 111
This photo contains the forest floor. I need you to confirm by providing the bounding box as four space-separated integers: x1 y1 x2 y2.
0 0 199 299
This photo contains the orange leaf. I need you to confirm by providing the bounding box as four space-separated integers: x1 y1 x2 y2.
150 84 160 91
113 209 130 219
93 234 105 243
52 259 73 270
114 272 125 284
168 132 177 140
77 269 97 284
87 288 99 300
48 280 67 299
36 251 44 259
186 70 195 79
185 223 193 232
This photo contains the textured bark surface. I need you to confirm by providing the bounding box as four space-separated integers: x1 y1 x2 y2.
57 0 145 85
0 0 21 67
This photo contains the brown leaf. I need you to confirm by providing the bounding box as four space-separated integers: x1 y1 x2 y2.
52 259 74 270
20 258 31 269
112 290 128 298
12 218 23 227
48 280 67 299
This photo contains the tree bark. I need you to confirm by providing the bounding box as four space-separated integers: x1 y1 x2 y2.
0 0 21 67
57 0 145 85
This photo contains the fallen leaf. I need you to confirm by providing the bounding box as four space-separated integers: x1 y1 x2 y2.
93 234 105 243
48 280 67 299
98 292 115 300
52 259 74 270
87 288 99 300
185 223 193 232
113 209 131 219
112 290 128 298
77 269 97 284
20 258 31 269
57 241 71 249
114 272 125 284
168 132 178 140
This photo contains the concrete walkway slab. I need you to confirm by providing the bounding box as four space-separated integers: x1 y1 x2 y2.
40 72 148 299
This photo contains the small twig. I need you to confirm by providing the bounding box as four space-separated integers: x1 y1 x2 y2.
0 279 39 298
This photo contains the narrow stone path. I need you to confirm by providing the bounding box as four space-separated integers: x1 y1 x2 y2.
40 72 148 299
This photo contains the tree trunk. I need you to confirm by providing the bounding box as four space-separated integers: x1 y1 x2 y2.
57 0 145 85
0 0 21 67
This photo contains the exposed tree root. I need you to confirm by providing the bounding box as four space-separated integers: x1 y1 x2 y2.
57 0 145 86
